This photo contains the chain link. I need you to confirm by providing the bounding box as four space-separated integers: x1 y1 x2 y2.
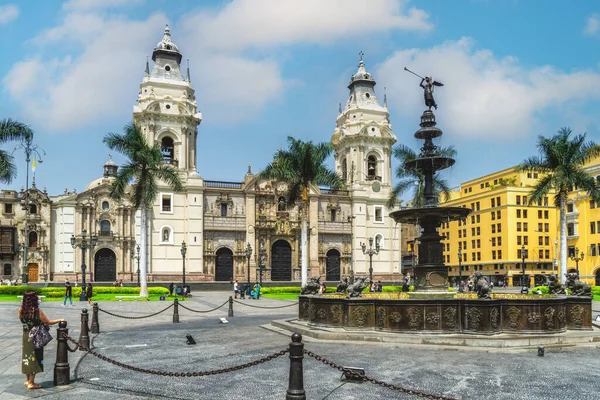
233 300 298 309
303 350 456 400
64 334 288 377
97 303 173 319
178 300 229 313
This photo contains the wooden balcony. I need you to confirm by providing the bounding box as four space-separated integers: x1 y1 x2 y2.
204 215 246 230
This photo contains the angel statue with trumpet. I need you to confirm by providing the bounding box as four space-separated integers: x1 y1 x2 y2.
404 67 444 110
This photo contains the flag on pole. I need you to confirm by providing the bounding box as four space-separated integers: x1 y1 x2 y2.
31 156 37 173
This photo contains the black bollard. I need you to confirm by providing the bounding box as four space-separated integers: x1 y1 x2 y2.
286 332 306 400
173 298 180 323
91 302 100 334
79 308 90 351
228 296 234 318
54 321 70 386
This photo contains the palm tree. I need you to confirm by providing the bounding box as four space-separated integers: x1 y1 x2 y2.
259 136 342 286
387 144 456 209
0 119 33 184
103 123 184 297
517 127 600 283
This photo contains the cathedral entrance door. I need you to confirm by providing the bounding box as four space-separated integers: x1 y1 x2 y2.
326 249 341 281
27 263 39 282
271 240 292 281
95 248 116 282
215 248 234 281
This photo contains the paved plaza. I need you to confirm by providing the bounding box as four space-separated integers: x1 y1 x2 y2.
1 292 600 399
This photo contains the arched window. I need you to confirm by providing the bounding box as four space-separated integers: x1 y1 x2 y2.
367 155 377 179
161 137 175 164
28 231 38 248
278 197 286 212
100 220 111 236
29 204 37 214
102 201 110 211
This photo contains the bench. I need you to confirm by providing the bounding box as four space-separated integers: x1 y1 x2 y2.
17 296 46 302
115 296 147 301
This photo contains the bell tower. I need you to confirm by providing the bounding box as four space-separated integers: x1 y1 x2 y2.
331 54 400 278
133 25 202 174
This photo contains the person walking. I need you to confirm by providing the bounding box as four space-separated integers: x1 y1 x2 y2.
19 291 66 390
63 280 73 306
86 283 93 305
169 282 174 296
233 280 240 299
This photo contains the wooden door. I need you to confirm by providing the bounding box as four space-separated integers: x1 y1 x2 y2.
27 263 39 282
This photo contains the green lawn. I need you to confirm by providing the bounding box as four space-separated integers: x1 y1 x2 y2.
261 293 300 300
0 294 186 302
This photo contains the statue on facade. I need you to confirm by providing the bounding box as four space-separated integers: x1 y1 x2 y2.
474 272 491 299
347 277 368 298
404 67 444 110
301 276 321 295
546 274 566 295
565 272 592 297
336 277 349 293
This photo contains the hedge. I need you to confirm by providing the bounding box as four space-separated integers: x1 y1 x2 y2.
531 286 550 294
0 286 169 298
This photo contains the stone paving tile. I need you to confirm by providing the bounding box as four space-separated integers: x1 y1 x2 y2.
1 295 600 399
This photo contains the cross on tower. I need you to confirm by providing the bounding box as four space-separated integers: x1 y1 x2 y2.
359 51 364 62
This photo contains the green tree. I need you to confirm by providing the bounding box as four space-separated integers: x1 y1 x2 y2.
387 144 456 209
103 123 184 297
0 119 33 184
258 137 342 286
517 127 600 283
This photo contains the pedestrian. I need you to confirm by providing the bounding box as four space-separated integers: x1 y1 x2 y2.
19 290 66 390
86 283 93 305
377 280 383 292
233 280 239 299
169 282 174 296
63 280 73 306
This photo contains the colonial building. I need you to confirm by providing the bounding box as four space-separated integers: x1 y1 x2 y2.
0 26 411 283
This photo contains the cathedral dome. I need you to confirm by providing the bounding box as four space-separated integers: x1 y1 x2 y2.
153 25 182 63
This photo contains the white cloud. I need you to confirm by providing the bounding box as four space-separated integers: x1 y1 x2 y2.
584 13 600 36
376 37 600 139
62 0 144 11
180 0 432 53
3 0 432 131
0 4 19 24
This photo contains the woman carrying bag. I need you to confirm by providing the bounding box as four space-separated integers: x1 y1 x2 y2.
18 291 66 390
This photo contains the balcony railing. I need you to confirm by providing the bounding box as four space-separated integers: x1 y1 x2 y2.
205 180 243 189
320 188 350 196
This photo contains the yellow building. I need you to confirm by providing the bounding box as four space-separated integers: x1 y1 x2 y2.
439 166 559 287
439 159 600 286
564 156 600 285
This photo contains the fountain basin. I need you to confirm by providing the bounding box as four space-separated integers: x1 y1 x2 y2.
298 295 592 335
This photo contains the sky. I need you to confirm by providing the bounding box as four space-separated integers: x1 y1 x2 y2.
1 0 600 199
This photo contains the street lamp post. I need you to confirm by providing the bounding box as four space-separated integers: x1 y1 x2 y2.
134 244 141 287
180 241 187 287
521 244 528 293
21 243 28 284
361 237 380 283
245 243 252 294
570 247 584 277
255 241 266 286
458 247 463 292
71 229 98 301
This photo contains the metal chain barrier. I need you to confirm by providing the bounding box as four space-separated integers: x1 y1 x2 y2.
303 350 457 400
233 300 299 309
178 300 229 313
64 334 288 377
97 303 173 319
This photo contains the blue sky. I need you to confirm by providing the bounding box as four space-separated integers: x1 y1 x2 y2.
1 0 600 199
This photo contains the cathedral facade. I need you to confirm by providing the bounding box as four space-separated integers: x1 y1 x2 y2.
0 26 411 284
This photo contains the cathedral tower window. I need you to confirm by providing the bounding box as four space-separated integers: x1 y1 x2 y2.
29 204 37 214
221 203 228 217
367 155 378 180
102 201 109 211
28 231 38 248
100 220 111 236
161 193 173 213
161 137 175 165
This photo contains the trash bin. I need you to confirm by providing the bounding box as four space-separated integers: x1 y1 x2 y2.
175 286 183 296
